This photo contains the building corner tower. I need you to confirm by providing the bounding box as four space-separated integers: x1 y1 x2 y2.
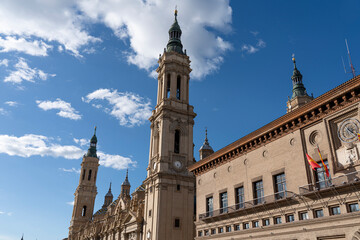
69 127 100 239
143 9 196 240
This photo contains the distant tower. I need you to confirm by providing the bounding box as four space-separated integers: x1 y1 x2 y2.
143 8 196 240
287 56 313 112
69 127 99 239
102 182 113 208
199 129 214 160
121 169 131 198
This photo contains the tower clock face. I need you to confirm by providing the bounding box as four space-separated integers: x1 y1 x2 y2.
173 160 183 170
338 118 360 143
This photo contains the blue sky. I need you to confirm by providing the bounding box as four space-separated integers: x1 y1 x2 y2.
0 0 359 239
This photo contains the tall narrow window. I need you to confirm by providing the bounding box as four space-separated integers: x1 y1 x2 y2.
174 130 180 153
166 74 171 98
88 169 92 181
174 218 180 228
82 169 86 180
253 180 264 204
94 171 97 181
235 186 244 209
274 173 286 199
176 75 181 100
82 206 87 217
315 160 330 189
206 196 213 217
220 192 228 213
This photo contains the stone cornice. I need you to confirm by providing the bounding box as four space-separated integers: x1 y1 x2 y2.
188 75 360 176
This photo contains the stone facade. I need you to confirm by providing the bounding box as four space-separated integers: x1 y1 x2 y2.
189 75 360 240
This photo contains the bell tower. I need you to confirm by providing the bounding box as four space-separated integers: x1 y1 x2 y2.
143 9 196 240
69 127 99 239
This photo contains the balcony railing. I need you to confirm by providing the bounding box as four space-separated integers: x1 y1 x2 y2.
299 170 360 195
199 191 296 220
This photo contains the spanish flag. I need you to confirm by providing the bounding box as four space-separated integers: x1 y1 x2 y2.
306 153 321 171
317 146 330 178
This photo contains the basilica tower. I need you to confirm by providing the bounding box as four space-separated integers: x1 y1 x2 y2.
143 9 196 240
69 128 99 239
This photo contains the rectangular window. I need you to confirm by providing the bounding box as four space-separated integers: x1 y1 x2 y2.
252 221 259 228
211 228 216 235
274 173 287 199
176 184 181 191
174 218 180 228
299 211 308 220
314 209 324 218
330 206 341 215
148 210 152 217
220 192 228 213
235 186 245 209
226 226 231 232
204 230 209 236
218 227 224 233
348 203 359 212
243 222 249 229
253 180 264 204
263 218 270 226
286 214 294 222
274 216 282 224
206 196 213 217
234 224 240 231
315 160 331 189
198 231 202 237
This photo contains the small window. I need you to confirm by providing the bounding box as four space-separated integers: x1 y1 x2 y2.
330 206 341 215
204 230 209 236
211 228 216 235
243 222 249 229
174 130 180 153
314 209 324 218
263 218 270 226
176 75 181 100
299 211 308 220
174 218 180 228
218 227 223 233
252 221 259 228
234 224 240 231
88 169 92 181
226 226 231 232
286 214 294 222
82 169 86 180
177 184 181 191
82 206 87 217
198 231 202 237
348 203 359 212
274 216 282 224
149 210 152 217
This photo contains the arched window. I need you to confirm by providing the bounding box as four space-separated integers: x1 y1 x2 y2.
82 206 87 217
82 169 86 180
88 169 92 181
174 130 180 153
166 74 171 98
176 75 181 100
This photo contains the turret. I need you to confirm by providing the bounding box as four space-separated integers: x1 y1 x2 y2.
199 129 214 160
121 169 131 198
102 182 113 208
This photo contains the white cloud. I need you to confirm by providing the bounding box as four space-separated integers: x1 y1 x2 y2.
0 133 136 170
0 59 9 67
59 168 81 174
5 101 18 107
98 151 136 170
66 201 74 206
73 138 88 146
4 58 55 84
0 211 13 217
0 36 52 56
83 88 152 127
77 0 232 79
36 98 82 120
0 108 8 116
241 38 266 55
0 0 100 57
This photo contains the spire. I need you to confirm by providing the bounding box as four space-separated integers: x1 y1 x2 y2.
105 182 113 197
166 7 184 54
122 169 130 186
199 128 214 160
21 234 24 240
290 55 309 99
86 126 98 157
